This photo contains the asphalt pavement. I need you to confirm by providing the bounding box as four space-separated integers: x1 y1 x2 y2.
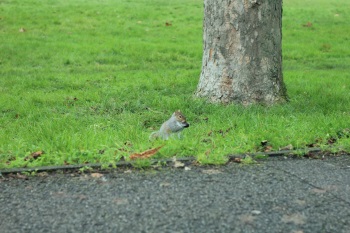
1 155 350 233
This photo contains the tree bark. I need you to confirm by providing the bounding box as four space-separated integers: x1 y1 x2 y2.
195 0 287 105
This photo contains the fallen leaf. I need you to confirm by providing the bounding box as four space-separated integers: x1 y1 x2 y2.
129 145 164 160
295 199 306 206
264 145 273 152
165 21 172 26
260 140 273 152
24 151 44 161
19 28 26 32
11 173 28 180
310 188 326 194
302 22 312 27
281 213 306 225
239 214 256 224
251 210 261 215
37 172 49 177
202 169 222 175
173 160 185 168
91 173 103 178
113 198 129 205
160 182 171 187
279 144 293 151
233 157 242 163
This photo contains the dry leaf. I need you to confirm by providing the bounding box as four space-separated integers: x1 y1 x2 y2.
91 173 103 178
113 198 129 205
172 157 185 168
173 161 185 168
302 22 313 27
129 145 164 160
251 210 261 215
202 169 222 175
9 173 28 180
260 140 273 152
310 188 327 194
24 151 44 161
281 213 306 225
279 144 293 151
37 172 49 177
264 145 273 152
165 21 172 26
160 182 171 187
239 214 256 224
19 28 26 32
233 157 242 163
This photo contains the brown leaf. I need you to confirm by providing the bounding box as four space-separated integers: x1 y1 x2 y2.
165 21 172 26
281 213 306 225
173 161 185 168
302 22 312 27
37 172 49 177
91 173 104 178
279 144 293 151
129 145 164 160
264 145 273 152
10 173 28 180
113 198 129 205
239 214 256 224
260 140 273 152
202 169 222 175
310 188 326 194
24 151 44 161
233 157 242 163
172 157 185 168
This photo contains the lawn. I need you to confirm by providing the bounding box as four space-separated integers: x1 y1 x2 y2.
0 0 349 168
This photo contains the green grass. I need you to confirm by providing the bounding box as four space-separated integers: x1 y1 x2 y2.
0 0 349 168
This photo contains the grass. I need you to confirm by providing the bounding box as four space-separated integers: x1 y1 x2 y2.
0 0 349 168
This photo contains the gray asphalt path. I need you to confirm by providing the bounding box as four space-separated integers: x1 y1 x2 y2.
1 156 350 233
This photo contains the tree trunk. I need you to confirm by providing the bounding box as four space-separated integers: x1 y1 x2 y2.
195 0 287 105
